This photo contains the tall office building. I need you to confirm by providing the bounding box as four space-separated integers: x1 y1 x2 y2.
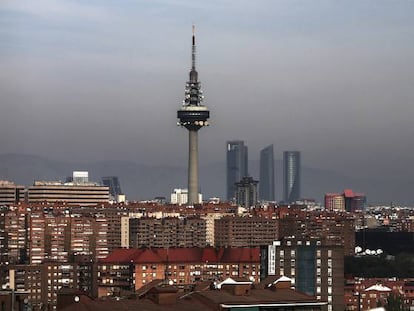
259 145 275 201
102 176 122 199
27 180 109 206
177 26 210 205
226 141 248 201
283 151 301 203
0 181 25 205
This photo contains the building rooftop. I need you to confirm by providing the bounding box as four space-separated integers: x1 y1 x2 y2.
58 277 325 311
100 247 260 264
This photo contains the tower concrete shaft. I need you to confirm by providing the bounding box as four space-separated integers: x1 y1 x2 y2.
188 129 199 204
177 26 209 205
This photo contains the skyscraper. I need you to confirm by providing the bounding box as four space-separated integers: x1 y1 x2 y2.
226 141 248 201
177 26 210 205
283 151 301 203
102 176 123 198
259 144 275 201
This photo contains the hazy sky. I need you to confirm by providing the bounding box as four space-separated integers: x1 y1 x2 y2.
1 0 414 181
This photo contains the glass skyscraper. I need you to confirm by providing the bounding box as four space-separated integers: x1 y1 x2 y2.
102 176 122 198
259 144 275 201
226 141 248 201
283 151 301 203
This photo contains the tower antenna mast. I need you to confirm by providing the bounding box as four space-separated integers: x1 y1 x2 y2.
177 26 210 205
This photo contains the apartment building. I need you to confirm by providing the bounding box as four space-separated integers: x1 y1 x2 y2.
129 216 207 248
214 216 279 247
260 238 344 311
279 211 355 256
98 247 260 294
10 259 97 309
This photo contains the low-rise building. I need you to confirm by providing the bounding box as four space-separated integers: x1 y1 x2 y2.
98 247 261 295
58 276 327 311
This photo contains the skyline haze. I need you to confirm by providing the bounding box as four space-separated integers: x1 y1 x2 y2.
1 1 414 203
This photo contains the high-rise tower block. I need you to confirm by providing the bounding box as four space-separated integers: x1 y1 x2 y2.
283 151 301 203
177 26 210 204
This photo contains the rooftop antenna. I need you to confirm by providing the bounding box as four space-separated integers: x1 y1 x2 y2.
191 24 196 73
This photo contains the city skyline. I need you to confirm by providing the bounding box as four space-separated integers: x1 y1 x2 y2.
1 1 414 203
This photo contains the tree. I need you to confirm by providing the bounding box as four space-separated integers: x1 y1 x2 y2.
386 292 408 311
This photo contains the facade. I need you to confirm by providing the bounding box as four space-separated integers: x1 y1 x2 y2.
129 216 207 248
278 210 355 256
259 145 275 202
344 277 414 311
343 189 366 212
72 171 89 184
235 176 258 208
324 193 345 211
325 190 366 212
98 247 260 293
170 188 202 205
0 181 25 206
201 212 233 246
3 207 28 265
226 141 248 201
215 216 279 247
2 206 123 266
261 238 344 311
27 181 109 206
9 260 97 309
283 151 301 203
177 27 210 205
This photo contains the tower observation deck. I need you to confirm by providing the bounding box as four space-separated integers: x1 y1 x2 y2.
177 26 210 205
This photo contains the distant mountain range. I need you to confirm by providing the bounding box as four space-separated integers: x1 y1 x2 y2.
0 153 412 205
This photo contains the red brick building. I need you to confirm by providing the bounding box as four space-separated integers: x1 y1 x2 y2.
98 247 260 295
344 277 414 310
